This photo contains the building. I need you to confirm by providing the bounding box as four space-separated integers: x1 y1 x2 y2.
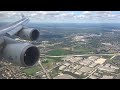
64 68 70 72
101 43 112 46
79 66 92 73
68 64 76 68
110 65 119 69
104 64 111 67
101 75 114 79
79 59 92 66
71 69 76 73
75 68 83 75
98 65 115 72
59 65 66 71
64 63 70 67
88 56 99 61
89 62 98 68
116 73 120 79
64 56 82 63
53 74 76 79
95 58 107 65
42 41 49 45
89 75 98 79
73 36 85 42
74 70 83 75
73 65 82 70
93 73 101 77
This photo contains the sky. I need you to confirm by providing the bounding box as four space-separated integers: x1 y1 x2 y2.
0 11 120 23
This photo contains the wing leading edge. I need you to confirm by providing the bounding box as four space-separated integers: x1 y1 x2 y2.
0 15 29 36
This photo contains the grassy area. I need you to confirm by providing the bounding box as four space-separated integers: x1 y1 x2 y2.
48 57 62 62
102 55 112 59
23 57 61 76
42 63 53 69
73 46 95 54
47 49 69 56
42 57 62 63
50 67 60 78
23 65 41 75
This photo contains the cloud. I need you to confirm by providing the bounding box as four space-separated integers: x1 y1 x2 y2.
74 11 120 23
0 13 6 17
0 11 120 23
74 11 93 21
82 11 92 15
95 11 111 15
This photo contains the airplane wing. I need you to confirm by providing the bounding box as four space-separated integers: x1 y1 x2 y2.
0 14 40 67
0 15 29 36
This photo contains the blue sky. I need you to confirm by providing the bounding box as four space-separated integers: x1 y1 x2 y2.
0 11 120 23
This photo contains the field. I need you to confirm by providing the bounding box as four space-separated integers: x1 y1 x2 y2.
47 49 70 56
23 65 41 75
23 57 62 76
74 47 94 54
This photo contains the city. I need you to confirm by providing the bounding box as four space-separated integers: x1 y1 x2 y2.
1 24 120 79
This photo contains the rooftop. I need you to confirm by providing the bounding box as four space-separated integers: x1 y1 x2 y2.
54 74 76 79
59 65 66 71
95 58 107 64
89 75 98 79
89 62 98 68
98 65 115 72
79 66 92 73
101 75 114 79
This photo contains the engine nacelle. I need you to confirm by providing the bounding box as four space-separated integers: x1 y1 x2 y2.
18 28 40 41
3 43 40 67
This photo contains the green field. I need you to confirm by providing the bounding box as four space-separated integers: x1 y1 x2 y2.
73 46 95 54
47 49 69 56
50 67 60 78
48 57 62 62
23 65 41 75
23 57 62 76
42 57 62 63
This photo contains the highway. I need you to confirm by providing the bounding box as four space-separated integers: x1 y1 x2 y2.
40 53 120 58
38 60 51 79
110 55 117 60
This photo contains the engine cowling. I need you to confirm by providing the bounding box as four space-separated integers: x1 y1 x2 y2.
3 43 40 67
17 28 40 41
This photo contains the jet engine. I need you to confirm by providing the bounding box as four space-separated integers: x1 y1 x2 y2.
2 37 40 67
17 28 40 41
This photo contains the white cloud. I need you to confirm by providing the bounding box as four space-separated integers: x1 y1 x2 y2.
95 11 111 15
74 11 93 21
82 11 92 15
0 11 120 23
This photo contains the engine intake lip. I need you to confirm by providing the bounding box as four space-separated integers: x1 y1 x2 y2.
30 29 39 41
20 45 40 67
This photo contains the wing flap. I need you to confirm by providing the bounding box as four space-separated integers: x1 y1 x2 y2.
6 25 23 36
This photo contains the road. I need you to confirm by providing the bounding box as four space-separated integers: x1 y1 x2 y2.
110 55 117 60
83 65 99 79
38 60 51 79
47 63 64 73
39 53 120 79
37 42 63 47
40 53 120 58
